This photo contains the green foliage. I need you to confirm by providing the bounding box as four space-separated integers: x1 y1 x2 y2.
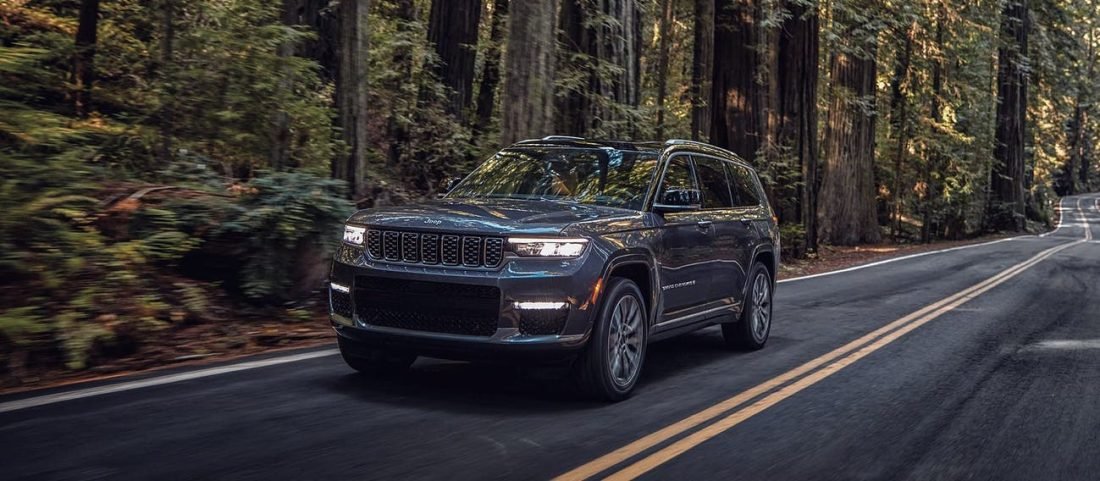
217 172 352 299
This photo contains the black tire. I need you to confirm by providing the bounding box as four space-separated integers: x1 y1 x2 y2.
723 262 773 351
338 338 416 375
574 278 648 402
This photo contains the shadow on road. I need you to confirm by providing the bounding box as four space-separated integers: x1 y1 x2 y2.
319 327 746 413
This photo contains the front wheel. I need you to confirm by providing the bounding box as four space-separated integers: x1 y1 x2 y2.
574 278 648 402
723 262 773 350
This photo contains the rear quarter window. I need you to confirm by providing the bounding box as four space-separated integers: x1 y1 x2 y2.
728 164 763 207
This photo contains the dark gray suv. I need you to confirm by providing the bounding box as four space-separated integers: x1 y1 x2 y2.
329 137 779 400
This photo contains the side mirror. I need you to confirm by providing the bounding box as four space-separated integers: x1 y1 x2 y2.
436 176 463 198
653 188 702 213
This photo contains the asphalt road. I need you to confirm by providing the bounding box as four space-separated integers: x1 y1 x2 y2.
2 194 1099 481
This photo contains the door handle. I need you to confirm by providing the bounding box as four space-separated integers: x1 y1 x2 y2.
696 220 713 230
739 218 753 226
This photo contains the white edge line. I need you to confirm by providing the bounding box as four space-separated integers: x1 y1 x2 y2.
778 236 1021 284
0 349 338 414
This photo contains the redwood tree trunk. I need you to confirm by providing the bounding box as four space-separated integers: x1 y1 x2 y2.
711 0 763 161
334 0 370 199
428 0 482 123
776 1 819 252
818 31 881 245
989 0 1029 231
655 0 674 139
556 0 642 137
71 0 101 117
691 0 714 141
473 0 509 141
500 0 558 144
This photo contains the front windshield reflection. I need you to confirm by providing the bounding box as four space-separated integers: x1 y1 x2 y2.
447 148 658 210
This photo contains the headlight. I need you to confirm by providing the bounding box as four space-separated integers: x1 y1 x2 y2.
507 237 588 257
343 225 365 245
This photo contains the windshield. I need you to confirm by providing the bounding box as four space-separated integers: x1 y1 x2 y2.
447 148 659 210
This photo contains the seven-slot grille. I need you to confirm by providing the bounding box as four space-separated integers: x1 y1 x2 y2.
364 228 504 268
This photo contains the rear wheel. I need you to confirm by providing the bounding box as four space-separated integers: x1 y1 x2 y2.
723 262 773 350
338 338 417 375
574 278 648 402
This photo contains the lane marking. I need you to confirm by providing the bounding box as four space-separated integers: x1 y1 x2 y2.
599 239 1085 480
558 198 1094 480
1079 197 1093 241
778 237 1021 284
0 349 338 414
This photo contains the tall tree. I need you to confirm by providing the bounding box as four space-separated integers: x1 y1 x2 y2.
887 19 916 239
655 0 675 138
691 0 715 141
71 0 101 117
157 0 176 165
775 0 820 251
385 0 418 166
501 0 558 144
473 0 509 142
710 0 765 160
427 0 482 123
989 0 1029 231
334 0 370 198
818 5 881 245
556 0 642 137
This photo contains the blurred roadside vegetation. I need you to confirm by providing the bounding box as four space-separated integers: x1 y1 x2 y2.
0 1 357 381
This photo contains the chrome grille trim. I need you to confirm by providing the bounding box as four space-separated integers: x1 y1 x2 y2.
365 228 504 268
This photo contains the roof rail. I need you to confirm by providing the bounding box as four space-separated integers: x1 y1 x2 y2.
664 139 744 161
541 135 585 141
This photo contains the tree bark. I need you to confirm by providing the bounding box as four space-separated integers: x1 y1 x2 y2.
334 0 370 199
428 0 483 123
156 0 176 165
818 22 881 245
888 21 914 239
555 0 642 138
989 0 1029 231
711 0 764 161
71 0 101 117
271 0 300 171
922 9 946 242
385 0 417 166
655 0 674 139
473 0 509 141
776 0 819 252
691 0 715 141
501 0 558 144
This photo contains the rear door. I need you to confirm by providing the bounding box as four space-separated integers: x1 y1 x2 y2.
690 155 745 308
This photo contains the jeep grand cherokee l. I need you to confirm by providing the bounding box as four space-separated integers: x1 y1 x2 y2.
329 137 779 400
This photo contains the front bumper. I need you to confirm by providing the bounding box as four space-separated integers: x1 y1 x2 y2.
328 243 605 362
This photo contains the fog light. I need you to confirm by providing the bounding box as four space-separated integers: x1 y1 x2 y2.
513 301 568 310
330 282 350 294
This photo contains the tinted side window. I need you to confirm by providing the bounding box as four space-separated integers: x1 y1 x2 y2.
728 164 762 207
658 156 698 202
693 156 734 208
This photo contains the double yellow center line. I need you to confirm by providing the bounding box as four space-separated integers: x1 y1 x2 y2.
556 235 1087 481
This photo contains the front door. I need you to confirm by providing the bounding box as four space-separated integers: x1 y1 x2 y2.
653 155 718 321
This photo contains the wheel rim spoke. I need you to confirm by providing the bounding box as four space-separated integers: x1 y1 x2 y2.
607 294 644 387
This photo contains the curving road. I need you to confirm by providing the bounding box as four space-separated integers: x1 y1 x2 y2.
2 194 1099 481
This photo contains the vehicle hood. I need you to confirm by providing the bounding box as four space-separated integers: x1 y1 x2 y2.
346 198 643 235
